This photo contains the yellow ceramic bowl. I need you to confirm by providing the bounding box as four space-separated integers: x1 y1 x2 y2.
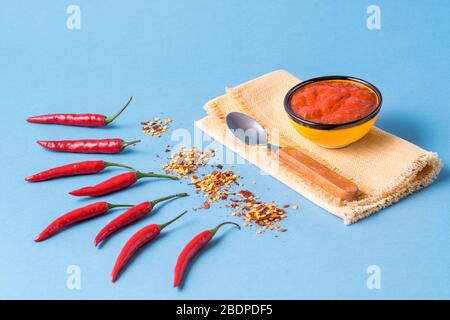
284 76 382 148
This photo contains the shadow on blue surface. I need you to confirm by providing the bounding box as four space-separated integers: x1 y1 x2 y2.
111 232 168 284
377 112 424 144
432 166 449 188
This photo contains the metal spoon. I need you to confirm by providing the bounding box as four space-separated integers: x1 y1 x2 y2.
226 112 359 201
226 112 279 151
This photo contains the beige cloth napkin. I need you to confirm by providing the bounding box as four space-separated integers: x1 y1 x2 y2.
196 70 442 224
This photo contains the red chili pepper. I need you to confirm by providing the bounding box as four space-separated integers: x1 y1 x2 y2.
111 210 188 282
37 138 141 154
34 202 133 242
173 222 240 288
25 160 136 182
94 192 188 246
27 96 133 127
69 171 179 197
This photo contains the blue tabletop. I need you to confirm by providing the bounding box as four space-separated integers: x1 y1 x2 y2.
1 0 449 299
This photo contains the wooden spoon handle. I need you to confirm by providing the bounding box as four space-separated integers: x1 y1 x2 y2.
278 146 359 201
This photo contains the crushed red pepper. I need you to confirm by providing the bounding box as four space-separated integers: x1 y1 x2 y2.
230 190 287 233
160 147 296 234
191 170 240 206
162 147 215 177
190 169 291 233
141 117 172 137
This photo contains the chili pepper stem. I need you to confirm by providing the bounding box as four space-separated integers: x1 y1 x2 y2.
151 192 188 205
104 96 133 124
121 139 141 149
137 172 179 180
103 161 137 171
210 222 241 236
107 203 135 209
158 211 188 230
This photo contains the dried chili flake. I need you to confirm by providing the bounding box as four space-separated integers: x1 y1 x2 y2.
162 147 215 177
191 170 240 206
237 190 253 199
230 192 287 231
141 117 172 137
201 201 210 209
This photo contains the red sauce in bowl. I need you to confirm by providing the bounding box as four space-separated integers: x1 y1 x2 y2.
289 80 378 124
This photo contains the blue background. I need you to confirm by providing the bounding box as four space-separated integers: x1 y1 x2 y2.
0 0 449 299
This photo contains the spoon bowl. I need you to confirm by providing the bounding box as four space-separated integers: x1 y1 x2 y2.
226 112 268 146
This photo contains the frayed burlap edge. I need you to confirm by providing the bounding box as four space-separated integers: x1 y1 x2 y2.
344 152 442 224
